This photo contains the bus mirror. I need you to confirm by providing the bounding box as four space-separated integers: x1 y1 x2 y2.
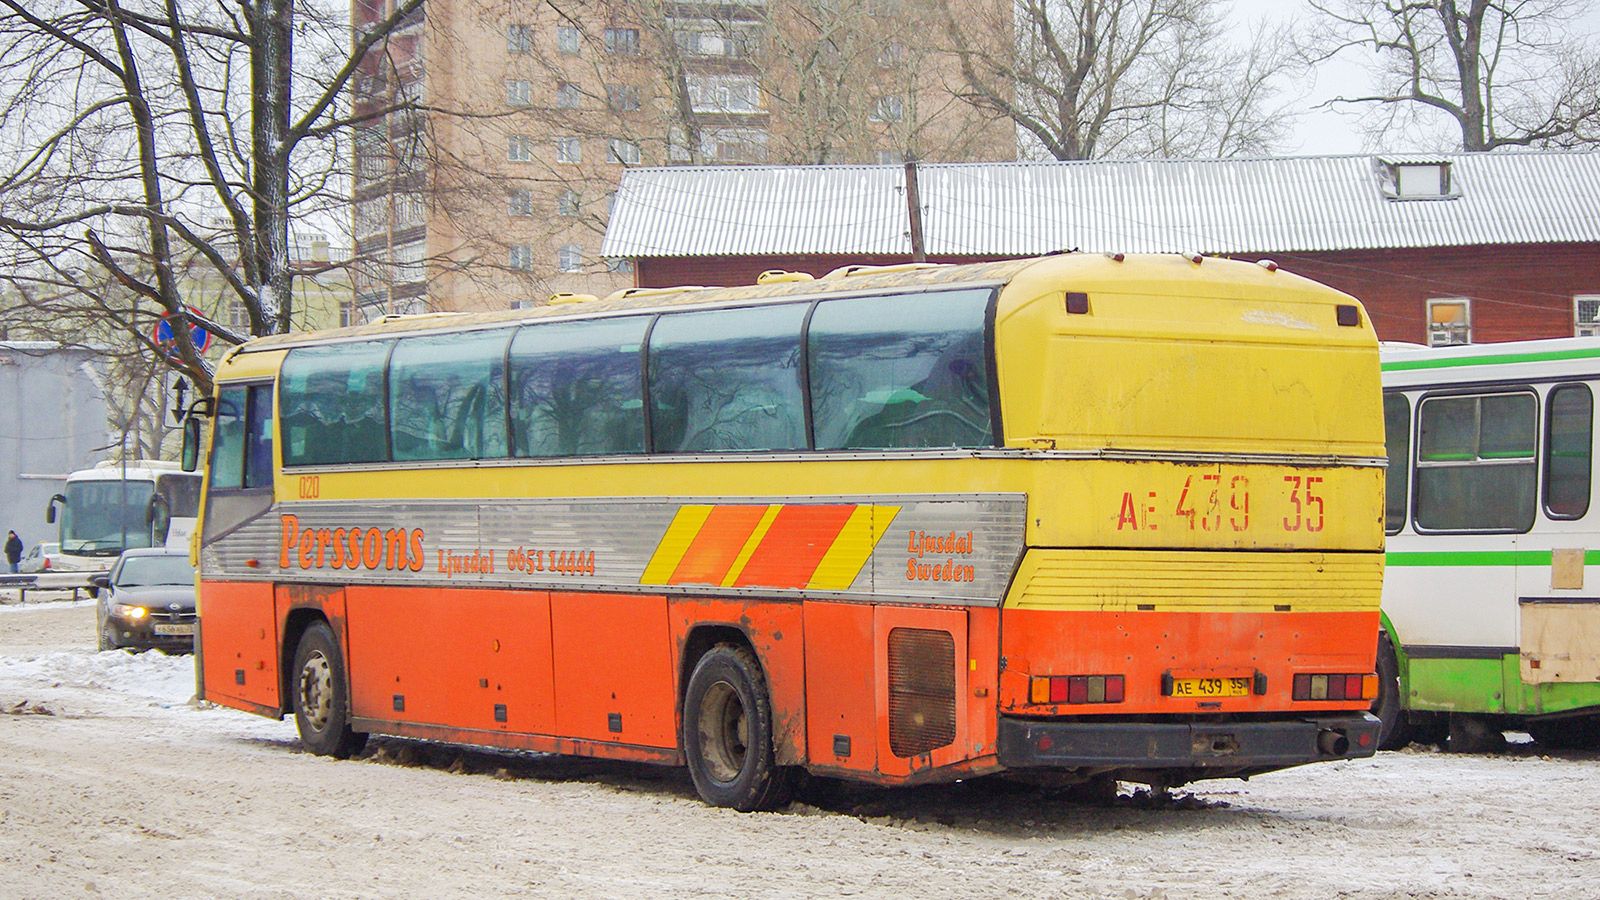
46 493 64 524
181 418 201 472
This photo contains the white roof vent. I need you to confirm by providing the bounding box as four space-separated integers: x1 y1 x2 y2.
1376 158 1460 201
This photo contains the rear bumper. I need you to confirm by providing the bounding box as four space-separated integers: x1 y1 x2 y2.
997 712 1380 770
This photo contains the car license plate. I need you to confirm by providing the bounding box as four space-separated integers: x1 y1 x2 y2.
1170 676 1251 697
154 623 195 636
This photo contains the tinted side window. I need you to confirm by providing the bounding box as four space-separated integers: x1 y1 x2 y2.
389 330 512 461
649 305 807 453
245 384 275 488
280 341 393 466
1415 392 1536 532
808 289 994 450
1383 392 1410 534
1545 384 1593 519
510 317 648 457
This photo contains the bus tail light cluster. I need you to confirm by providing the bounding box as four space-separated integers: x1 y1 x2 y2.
1293 673 1378 702
1029 674 1125 705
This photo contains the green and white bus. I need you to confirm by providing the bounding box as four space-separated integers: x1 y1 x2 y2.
1379 337 1600 750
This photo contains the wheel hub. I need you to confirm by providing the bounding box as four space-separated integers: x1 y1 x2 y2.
298 650 333 733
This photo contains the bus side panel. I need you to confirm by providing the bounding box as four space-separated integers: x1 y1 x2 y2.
803 601 878 774
668 598 806 766
344 586 556 734
550 592 676 748
198 580 280 714
873 605 968 778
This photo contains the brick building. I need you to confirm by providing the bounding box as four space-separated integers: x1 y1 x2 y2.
601 153 1600 345
349 0 1015 318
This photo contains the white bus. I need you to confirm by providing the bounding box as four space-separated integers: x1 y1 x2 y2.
45 461 202 570
1380 337 1600 750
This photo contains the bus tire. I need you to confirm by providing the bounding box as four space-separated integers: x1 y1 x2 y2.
1373 632 1411 750
291 621 367 759
682 644 795 812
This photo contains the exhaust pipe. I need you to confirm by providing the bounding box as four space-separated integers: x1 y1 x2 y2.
1317 728 1350 756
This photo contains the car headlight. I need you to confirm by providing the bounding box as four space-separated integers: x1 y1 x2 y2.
110 603 148 621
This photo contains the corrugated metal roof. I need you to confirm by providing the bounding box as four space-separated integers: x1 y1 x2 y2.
601 152 1600 258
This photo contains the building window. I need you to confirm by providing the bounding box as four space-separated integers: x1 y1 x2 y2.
393 241 425 284
558 244 583 272
557 190 581 217
508 134 533 161
870 96 904 123
506 80 532 107
509 244 533 270
605 28 639 54
555 81 581 109
557 137 581 164
687 74 762 114
1576 295 1600 337
339 298 356 328
607 84 640 111
606 258 634 274
354 196 387 238
509 189 533 217
507 23 531 54
396 192 425 227
607 139 641 165
228 298 249 331
1427 298 1470 346
557 25 581 54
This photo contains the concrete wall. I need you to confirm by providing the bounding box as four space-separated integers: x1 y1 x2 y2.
0 344 111 552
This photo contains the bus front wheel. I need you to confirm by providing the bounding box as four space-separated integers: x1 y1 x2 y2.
682 644 795 811
291 621 368 759
1373 632 1412 751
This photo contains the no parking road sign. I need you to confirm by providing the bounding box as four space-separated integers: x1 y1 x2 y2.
153 306 213 354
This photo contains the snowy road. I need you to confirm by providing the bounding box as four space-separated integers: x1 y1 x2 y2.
2 598 1597 900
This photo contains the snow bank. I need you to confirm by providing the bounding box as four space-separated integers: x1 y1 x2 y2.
0 646 198 704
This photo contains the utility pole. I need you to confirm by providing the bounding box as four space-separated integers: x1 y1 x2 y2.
903 159 926 263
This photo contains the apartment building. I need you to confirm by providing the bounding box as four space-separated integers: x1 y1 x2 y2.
350 0 1014 316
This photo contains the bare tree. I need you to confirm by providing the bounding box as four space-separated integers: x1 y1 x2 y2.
1305 0 1600 151
941 0 1296 160
0 0 424 396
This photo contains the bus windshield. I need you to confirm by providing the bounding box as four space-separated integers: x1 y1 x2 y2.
60 480 157 556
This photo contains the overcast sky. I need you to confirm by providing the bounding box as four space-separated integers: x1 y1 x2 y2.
1226 0 1600 155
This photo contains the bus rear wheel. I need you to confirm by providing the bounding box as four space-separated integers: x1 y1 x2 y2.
1373 632 1412 751
291 621 367 759
682 644 795 811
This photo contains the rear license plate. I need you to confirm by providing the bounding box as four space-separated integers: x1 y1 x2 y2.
1170 676 1251 698
153 623 195 636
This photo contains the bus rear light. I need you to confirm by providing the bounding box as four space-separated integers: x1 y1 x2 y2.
1030 675 1124 705
1293 672 1378 701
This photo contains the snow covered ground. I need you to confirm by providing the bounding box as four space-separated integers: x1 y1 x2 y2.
2 596 1598 899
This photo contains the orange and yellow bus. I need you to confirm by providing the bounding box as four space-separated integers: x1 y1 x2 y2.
183 253 1386 810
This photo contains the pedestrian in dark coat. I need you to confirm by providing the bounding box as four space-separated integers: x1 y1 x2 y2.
4 531 22 574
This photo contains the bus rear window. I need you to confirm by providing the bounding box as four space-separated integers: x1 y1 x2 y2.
281 341 393 466
808 288 994 450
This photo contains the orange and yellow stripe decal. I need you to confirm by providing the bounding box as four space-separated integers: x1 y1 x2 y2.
641 504 901 591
